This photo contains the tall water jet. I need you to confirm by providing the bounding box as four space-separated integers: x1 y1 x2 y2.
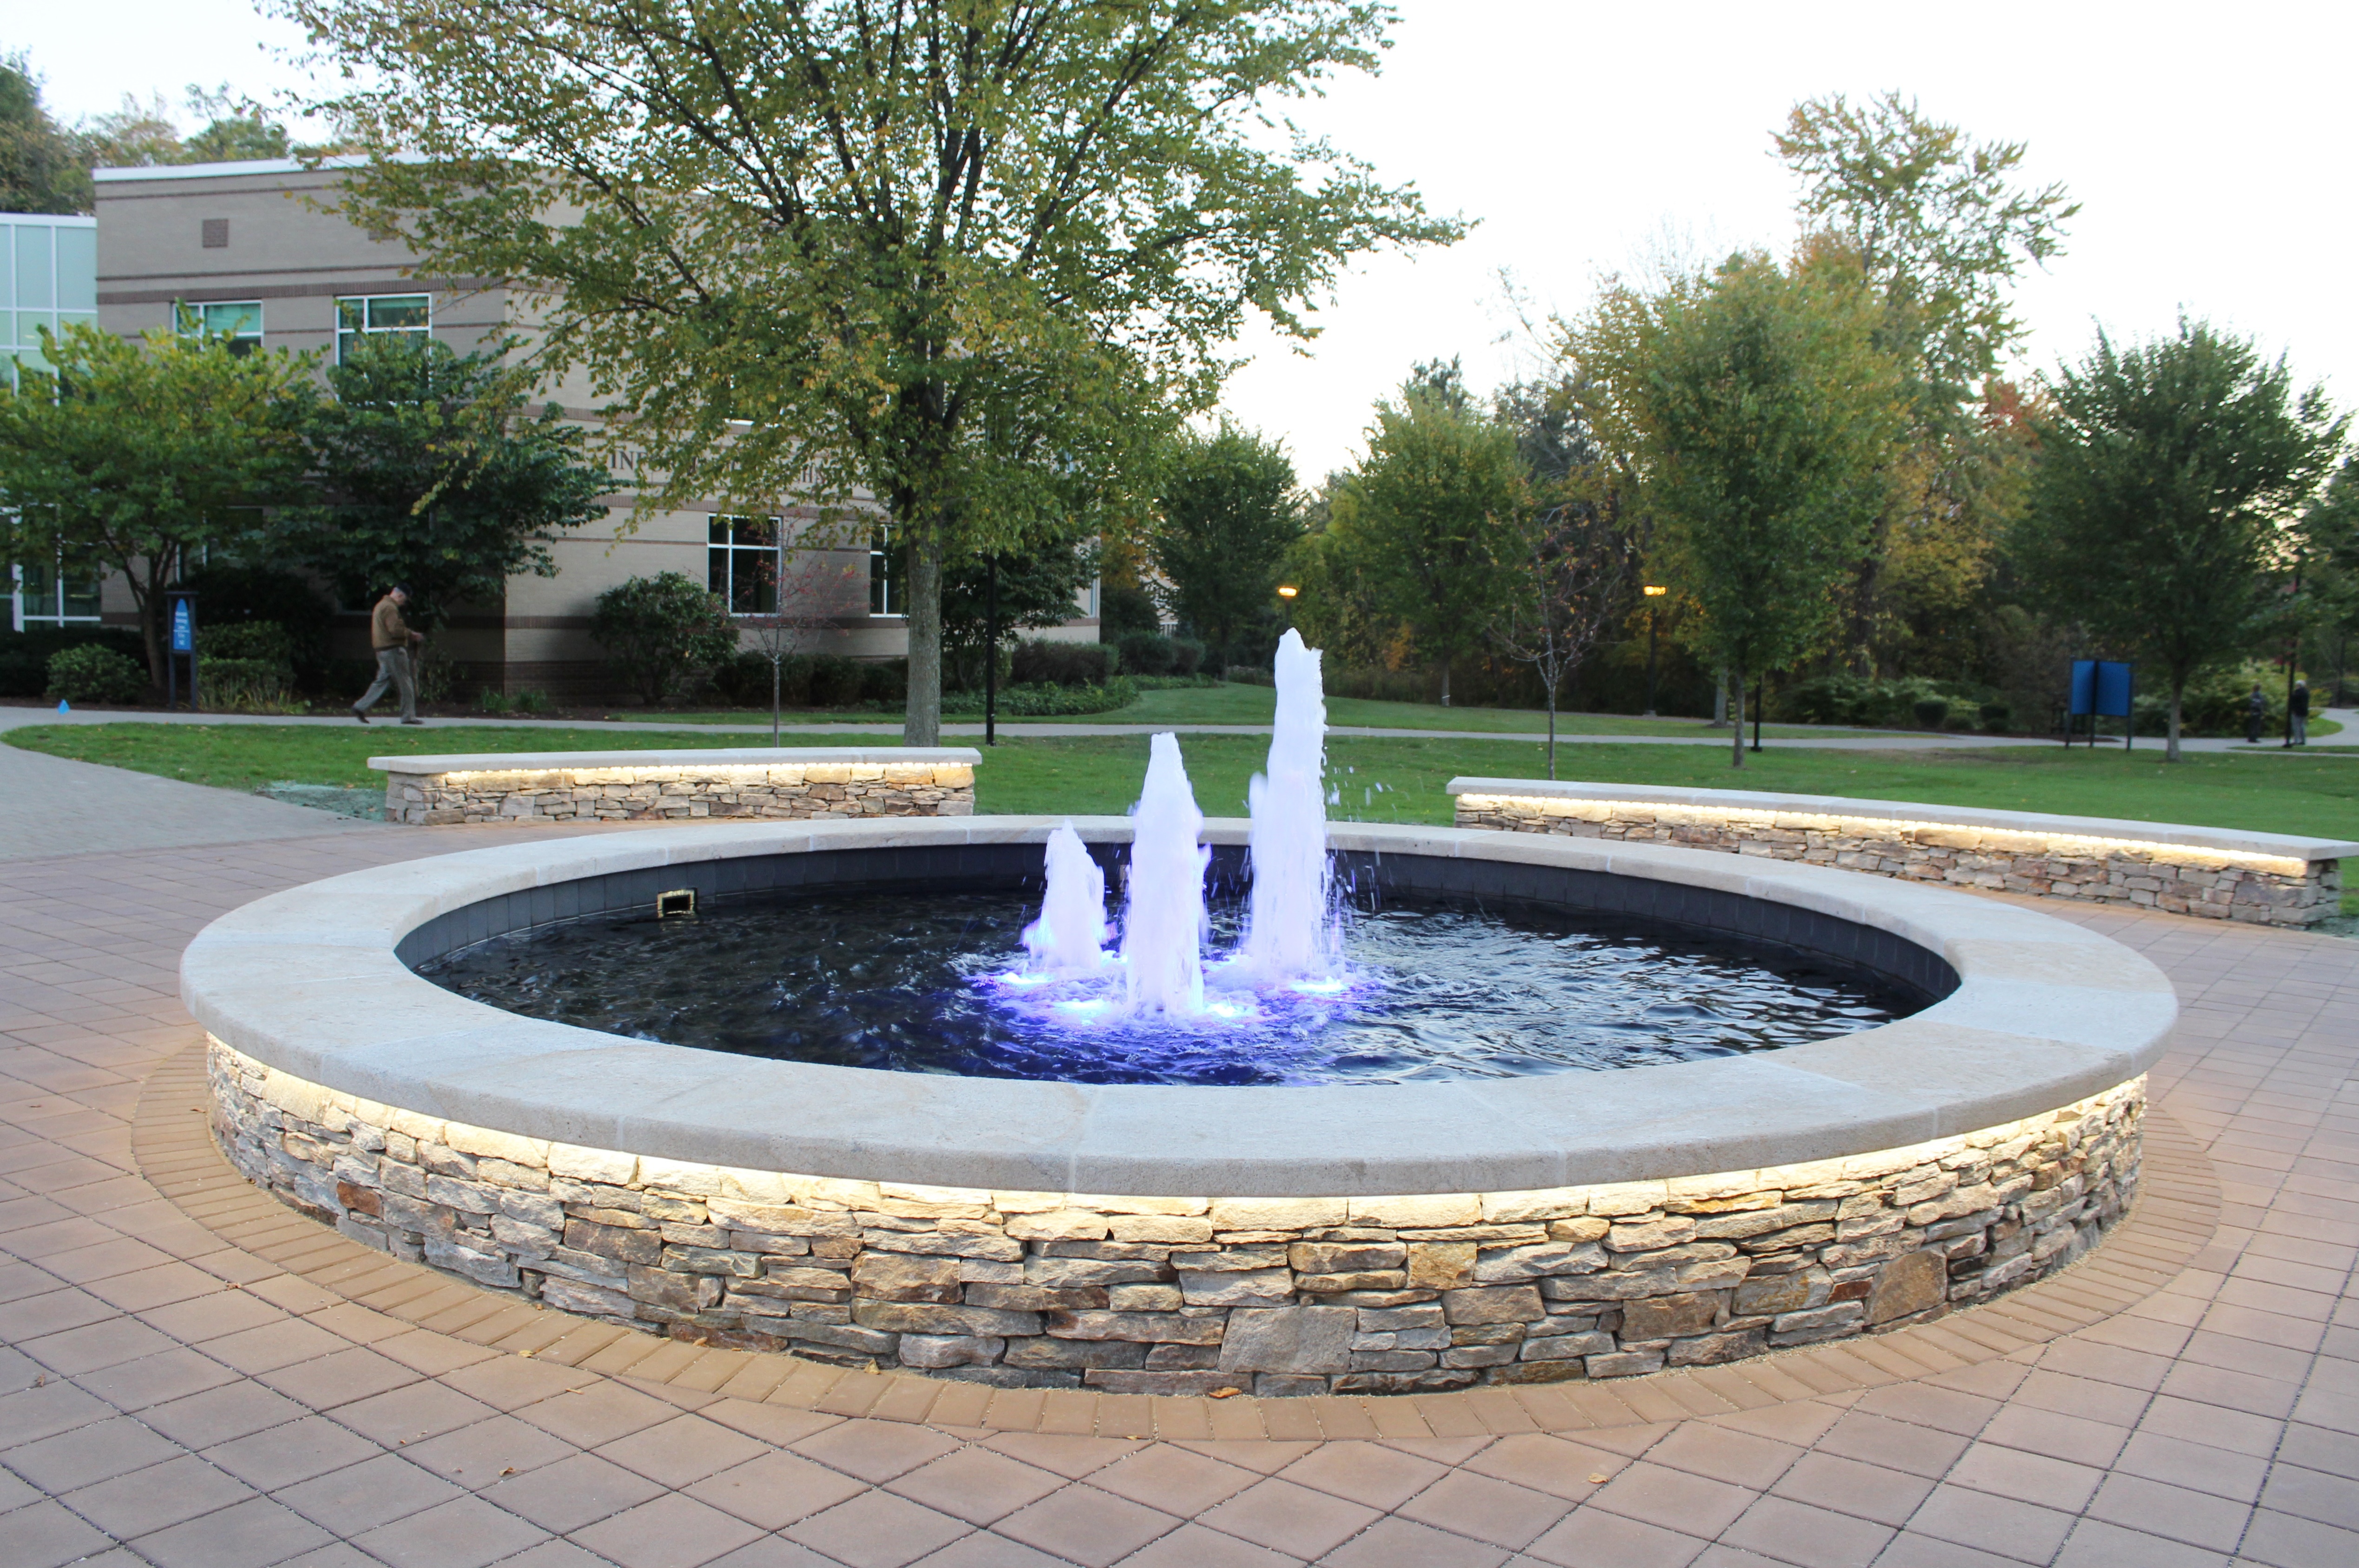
1241 628 1333 981
1121 733 1208 1015
1023 822 1110 976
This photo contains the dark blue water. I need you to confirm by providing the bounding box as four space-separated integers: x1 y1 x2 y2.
420 889 1912 1087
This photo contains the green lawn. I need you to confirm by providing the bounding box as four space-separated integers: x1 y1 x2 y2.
13 721 2359 837
625 681 1902 740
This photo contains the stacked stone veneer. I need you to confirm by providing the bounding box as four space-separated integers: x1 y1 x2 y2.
208 1040 2144 1396
1454 794 2338 927
383 761 974 826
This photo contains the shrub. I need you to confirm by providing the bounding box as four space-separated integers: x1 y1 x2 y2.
199 621 296 666
199 656 298 711
1 627 147 697
859 659 906 705
1099 584 1161 640
1170 637 1204 676
512 689 551 714
712 650 794 707
476 687 515 714
1010 639 1117 687
178 564 334 688
941 677 1138 716
1912 697 1950 729
591 572 738 705
46 644 147 704
1979 702 2012 732
1116 630 1176 676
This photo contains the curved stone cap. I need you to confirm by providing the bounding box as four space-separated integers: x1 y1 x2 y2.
181 818 2176 1197
368 748 981 774
1447 776 2359 864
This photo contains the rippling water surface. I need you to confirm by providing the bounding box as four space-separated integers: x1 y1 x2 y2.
421 889 1915 1086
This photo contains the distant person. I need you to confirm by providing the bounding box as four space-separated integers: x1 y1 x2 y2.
2246 683 2267 744
354 584 426 725
2290 679 2310 747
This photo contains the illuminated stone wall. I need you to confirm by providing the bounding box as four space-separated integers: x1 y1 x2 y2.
1453 794 2338 926
209 1040 2145 1397
382 760 975 825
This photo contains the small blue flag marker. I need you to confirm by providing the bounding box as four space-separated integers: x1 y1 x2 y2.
56 699 70 714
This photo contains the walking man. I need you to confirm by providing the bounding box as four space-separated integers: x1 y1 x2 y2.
2290 678 2310 747
2246 683 2267 744
354 584 426 725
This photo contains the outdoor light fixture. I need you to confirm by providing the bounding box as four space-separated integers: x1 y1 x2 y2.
1642 587 1667 715
1276 585 1298 598
1643 585 1668 597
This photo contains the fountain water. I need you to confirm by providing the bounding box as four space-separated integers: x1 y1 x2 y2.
1240 629 1334 982
1020 822 1110 976
1119 733 1209 1015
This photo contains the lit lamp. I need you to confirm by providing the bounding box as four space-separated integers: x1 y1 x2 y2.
1275 583 1298 630
1275 585 1298 598
1642 585 1668 717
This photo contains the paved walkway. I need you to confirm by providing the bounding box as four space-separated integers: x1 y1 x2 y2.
1 780 2356 1565
11 702 2354 753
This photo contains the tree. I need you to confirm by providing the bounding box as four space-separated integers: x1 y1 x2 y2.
738 528 867 744
592 573 739 706
1572 251 1902 767
0 322 315 685
288 0 1461 746
941 531 1102 690
1776 93 2075 674
1152 424 1302 666
1352 374 1524 704
2014 320 2346 761
0 54 88 214
289 334 610 635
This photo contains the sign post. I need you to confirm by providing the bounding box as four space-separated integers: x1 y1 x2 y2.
2067 658 2133 749
165 591 199 712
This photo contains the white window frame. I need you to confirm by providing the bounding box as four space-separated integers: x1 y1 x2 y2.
708 515 784 616
334 293 433 362
870 525 897 618
177 300 264 353
11 557 103 631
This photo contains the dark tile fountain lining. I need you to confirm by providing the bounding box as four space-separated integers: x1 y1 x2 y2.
396 843 1960 1008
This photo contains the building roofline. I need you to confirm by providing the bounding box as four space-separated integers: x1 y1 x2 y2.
0 211 97 225
93 156 374 184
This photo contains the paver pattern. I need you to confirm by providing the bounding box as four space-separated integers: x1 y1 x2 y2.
1 766 2356 1565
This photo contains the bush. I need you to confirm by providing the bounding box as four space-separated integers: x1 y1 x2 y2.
1979 702 2012 732
199 621 295 666
941 677 1138 716
199 656 298 712
1170 637 1204 676
2133 663 2284 737
1912 697 1950 729
1775 673 1987 730
860 659 906 705
1116 630 1177 676
1010 639 1117 687
591 572 738 705
46 644 147 704
178 563 334 688
711 650 794 707
0 626 147 697
513 689 551 714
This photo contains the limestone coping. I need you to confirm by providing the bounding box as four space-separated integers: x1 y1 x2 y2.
369 748 982 776
1448 776 2359 866
181 818 2176 1198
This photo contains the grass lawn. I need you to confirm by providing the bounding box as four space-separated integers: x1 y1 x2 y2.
13 721 2359 835
620 682 1904 740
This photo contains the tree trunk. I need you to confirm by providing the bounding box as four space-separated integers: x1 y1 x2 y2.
2166 681 2183 763
902 528 945 746
771 656 781 748
136 551 171 690
1711 666 1729 727
1730 674 1746 769
1438 659 1451 707
1545 676 1559 781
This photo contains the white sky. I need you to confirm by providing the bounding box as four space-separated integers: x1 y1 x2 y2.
12 1 2354 484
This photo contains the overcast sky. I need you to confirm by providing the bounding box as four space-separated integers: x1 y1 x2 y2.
13 1 2353 483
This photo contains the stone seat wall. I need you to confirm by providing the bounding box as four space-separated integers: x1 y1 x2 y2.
212 1040 2143 1398
374 751 978 826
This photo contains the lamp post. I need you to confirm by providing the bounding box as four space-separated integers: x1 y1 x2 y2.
1276 584 1297 630
1641 585 1667 717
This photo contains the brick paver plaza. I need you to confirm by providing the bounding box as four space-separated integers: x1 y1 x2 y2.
2 741 2355 1568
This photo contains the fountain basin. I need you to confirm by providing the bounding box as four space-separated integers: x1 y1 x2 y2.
185 817 2173 1393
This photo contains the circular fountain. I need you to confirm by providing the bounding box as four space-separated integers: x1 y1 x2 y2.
184 632 2174 1395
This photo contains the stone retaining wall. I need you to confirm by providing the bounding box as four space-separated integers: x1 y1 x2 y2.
209 1039 2144 1397
1453 794 2337 926
382 761 974 826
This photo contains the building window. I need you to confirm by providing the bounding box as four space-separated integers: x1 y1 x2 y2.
870 527 898 617
708 516 780 614
180 300 263 355
335 294 431 361
12 558 101 630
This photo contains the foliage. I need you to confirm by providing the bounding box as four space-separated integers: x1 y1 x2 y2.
0 54 87 213
292 0 1461 743
1098 585 1163 642
0 626 145 698
199 621 296 667
2130 662 2284 738
1118 630 1209 678
1151 424 1303 665
80 86 293 170
1011 640 1118 689
941 535 1099 692
1775 672 1986 730
1572 250 1904 765
178 562 336 690
1350 376 1526 703
288 334 608 630
45 644 146 703
591 572 739 706
2012 318 2346 758
198 657 300 712
941 677 1139 717
0 322 315 685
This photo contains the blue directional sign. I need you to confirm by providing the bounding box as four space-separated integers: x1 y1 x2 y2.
170 597 194 653
2068 660 2132 717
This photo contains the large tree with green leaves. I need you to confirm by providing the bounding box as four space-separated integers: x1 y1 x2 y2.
2013 320 2346 760
1350 367 1524 704
0 322 316 684
0 54 87 214
1573 250 1902 767
1151 423 1301 665
1776 92 2075 672
283 0 1459 742
288 333 611 633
